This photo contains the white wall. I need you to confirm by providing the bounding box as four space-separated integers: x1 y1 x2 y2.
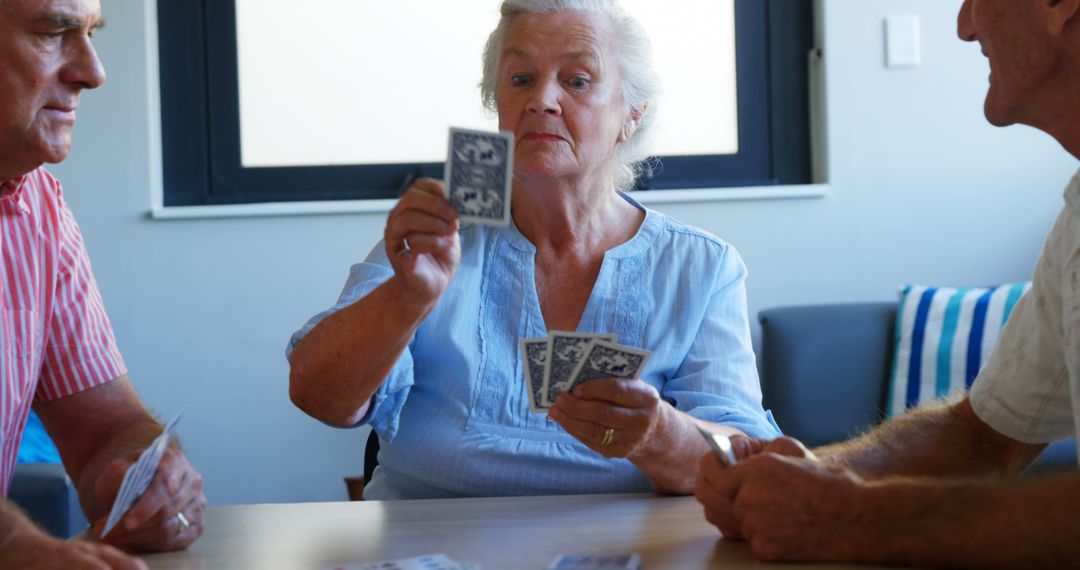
50 0 1076 505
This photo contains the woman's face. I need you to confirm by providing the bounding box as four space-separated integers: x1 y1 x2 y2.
496 11 630 185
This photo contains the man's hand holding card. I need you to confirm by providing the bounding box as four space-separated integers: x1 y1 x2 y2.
91 414 206 552
693 434 817 541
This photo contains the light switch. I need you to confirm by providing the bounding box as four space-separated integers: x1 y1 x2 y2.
885 15 921 68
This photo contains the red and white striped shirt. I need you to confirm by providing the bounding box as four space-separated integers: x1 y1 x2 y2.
0 167 126 496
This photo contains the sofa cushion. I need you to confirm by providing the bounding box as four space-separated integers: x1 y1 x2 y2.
17 410 61 464
759 303 897 446
887 283 1030 417
9 463 87 538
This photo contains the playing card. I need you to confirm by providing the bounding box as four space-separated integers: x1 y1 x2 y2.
520 337 551 412
445 127 514 227
547 553 641 570
323 554 478 570
542 332 616 407
102 412 183 537
565 340 651 392
696 425 739 467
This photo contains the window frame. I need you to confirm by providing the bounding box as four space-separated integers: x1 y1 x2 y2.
157 0 814 207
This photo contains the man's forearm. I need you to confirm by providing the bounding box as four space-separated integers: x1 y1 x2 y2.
815 398 1039 480
74 418 165 520
0 500 44 551
854 472 1080 569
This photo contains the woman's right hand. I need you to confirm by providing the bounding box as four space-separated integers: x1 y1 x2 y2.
384 178 461 309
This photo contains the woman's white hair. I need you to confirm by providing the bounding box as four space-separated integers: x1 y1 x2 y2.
480 0 661 191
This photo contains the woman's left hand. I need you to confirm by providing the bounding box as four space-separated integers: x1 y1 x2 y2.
550 379 665 459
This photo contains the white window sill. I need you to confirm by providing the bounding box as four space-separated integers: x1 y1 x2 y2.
149 183 828 220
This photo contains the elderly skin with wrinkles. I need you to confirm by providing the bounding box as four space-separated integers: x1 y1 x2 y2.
695 0 1080 567
0 1 206 568
289 0 778 500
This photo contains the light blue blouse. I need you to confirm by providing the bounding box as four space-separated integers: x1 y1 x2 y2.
288 196 780 500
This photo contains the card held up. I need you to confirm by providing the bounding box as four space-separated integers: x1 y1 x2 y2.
445 127 514 227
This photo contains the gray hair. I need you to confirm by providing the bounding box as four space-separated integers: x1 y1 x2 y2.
480 0 661 191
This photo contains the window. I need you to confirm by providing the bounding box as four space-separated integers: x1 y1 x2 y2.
157 0 814 207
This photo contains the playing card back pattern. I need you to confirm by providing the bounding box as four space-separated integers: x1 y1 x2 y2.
445 128 513 227
543 333 617 407
566 341 651 393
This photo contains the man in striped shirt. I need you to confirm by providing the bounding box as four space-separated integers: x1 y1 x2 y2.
696 0 1080 567
0 0 205 568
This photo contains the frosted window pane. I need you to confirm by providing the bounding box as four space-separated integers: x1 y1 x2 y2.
235 0 737 167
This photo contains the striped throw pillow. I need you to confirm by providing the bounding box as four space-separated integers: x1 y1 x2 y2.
886 282 1031 417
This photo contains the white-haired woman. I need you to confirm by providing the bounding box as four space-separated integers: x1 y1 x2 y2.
287 0 779 500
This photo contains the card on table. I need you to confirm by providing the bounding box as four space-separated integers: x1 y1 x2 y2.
324 553 478 570
696 425 739 467
444 127 514 227
542 332 617 407
102 412 183 537
565 340 652 393
547 553 641 570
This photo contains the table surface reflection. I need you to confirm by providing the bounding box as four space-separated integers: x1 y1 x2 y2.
141 493 894 569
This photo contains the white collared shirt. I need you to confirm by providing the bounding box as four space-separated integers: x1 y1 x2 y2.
971 168 1080 457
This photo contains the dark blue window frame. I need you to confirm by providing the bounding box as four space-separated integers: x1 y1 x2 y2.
158 0 814 207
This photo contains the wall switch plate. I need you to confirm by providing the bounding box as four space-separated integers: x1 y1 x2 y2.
885 15 921 68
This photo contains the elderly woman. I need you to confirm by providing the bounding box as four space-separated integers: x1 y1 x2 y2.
287 0 779 500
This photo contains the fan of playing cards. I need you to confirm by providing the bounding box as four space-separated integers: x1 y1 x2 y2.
521 332 652 413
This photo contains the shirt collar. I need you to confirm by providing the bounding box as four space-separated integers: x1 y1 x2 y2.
0 175 27 201
1 175 31 214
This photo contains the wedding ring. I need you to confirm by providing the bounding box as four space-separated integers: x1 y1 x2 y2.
175 511 190 537
398 236 412 256
601 427 615 446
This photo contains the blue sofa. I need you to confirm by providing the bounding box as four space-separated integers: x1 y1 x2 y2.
9 463 87 538
757 302 1077 475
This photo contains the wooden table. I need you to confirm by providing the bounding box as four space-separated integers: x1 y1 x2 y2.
142 494 890 569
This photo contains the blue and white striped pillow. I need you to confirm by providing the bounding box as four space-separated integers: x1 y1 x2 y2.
886 282 1031 417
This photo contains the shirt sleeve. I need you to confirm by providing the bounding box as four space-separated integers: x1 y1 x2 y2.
286 243 415 438
36 191 126 401
970 206 1075 443
662 246 781 439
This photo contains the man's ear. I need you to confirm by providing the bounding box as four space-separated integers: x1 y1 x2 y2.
1048 0 1080 37
619 102 649 143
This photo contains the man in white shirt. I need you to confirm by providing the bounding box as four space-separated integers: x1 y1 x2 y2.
695 0 1080 567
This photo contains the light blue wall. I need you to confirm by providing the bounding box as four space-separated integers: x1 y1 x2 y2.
49 0 1076 505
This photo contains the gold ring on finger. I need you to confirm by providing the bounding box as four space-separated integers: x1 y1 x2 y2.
175 512 190 538
601 427 615 446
